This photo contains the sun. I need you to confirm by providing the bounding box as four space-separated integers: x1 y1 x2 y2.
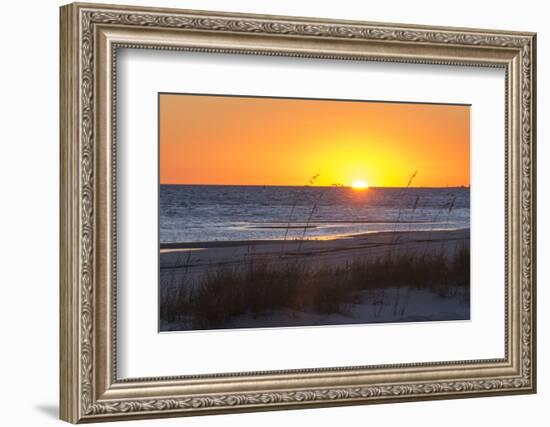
351 180 369 190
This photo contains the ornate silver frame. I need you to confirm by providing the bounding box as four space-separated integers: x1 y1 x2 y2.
60 2 536 423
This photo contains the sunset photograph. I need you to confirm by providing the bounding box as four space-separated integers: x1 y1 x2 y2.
158 93 470 332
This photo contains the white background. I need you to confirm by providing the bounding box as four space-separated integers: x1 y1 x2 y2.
118 50 505 377
0 0 546 426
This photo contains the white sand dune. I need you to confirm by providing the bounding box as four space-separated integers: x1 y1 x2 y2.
160 228 470 331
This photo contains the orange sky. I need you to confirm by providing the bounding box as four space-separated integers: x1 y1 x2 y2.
160 94 470 187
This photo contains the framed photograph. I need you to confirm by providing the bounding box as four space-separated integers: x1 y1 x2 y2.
60 2 537 423
158 93 472 332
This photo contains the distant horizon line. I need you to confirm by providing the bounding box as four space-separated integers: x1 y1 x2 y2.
159 183 470 189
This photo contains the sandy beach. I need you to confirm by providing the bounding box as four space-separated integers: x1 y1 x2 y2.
160 228 470 331
160 228 469 282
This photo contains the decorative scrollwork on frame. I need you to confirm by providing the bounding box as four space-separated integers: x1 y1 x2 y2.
86 376 531 415
77 7 535 418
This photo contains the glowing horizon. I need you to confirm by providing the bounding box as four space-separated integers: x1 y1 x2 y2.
160 94 470 188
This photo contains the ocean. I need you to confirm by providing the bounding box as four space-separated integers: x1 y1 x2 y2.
159 185 469 244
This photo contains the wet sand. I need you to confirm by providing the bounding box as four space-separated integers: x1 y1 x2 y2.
160 228 469 286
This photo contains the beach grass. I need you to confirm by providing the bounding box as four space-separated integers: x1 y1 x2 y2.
160 243 470 329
